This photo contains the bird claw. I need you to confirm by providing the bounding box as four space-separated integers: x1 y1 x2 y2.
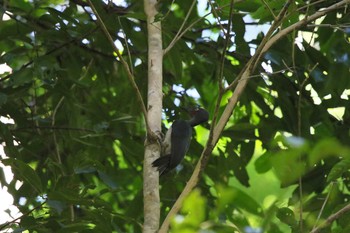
154 130 164 144
144 130 164 146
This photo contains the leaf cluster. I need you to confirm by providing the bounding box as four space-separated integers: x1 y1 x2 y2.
0 0 350 232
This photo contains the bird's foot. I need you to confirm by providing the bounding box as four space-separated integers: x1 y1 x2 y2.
144 130 164 146
154 130 164 145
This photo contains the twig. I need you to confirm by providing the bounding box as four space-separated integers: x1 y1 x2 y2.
13 126 96 133
312 182 334 231
225 0 293 92
218 0 235 91
261 0 277 19
160 0 176 21
297 0 328 12
208 0 226 33
163 0 197 54
0 201 47 231
261 0 350 55
293 28 304 232
310 202 350 233
117 16 134 75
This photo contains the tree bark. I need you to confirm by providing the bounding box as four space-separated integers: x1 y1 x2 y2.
143 0 162 232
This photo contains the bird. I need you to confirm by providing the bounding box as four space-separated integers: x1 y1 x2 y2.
152 107 209 175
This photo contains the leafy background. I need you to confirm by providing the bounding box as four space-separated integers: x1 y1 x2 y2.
1 0 350 232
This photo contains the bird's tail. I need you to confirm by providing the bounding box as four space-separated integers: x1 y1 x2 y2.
152 155 170 175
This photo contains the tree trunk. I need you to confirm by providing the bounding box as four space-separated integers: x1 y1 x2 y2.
143 0 162 232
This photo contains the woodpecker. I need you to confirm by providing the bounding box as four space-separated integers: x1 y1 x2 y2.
152 107 209 175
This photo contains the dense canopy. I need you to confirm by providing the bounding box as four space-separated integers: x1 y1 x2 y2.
1 0 350 232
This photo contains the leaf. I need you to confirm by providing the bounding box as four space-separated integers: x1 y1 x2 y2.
215 185 261 216
47 200 65 215
10 68 34 86
308 138 350 166
0 92 7 106
270 149 307 186
327 159 350 182
276 207 298 228
98 170 118 189
255 151 272 174
180 189 207 226
2 158 43 194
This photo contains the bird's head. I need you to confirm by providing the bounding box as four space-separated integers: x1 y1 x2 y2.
187 107 209 126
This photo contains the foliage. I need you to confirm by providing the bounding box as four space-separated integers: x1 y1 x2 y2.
0 0 350 232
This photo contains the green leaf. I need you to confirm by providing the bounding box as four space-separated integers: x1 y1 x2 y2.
270 148 307 186
327 159 350 182
309 138 350 165
216 185 261 216
276 207 297 228
2 158 43 194
98 170 118 189
255 151 272 173
0 92 7 106
180 189 207 226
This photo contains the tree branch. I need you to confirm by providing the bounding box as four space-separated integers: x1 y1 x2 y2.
310 202 350 233
0 201 47 231
163 0 197 54
157 0 350 231
261 0 350 55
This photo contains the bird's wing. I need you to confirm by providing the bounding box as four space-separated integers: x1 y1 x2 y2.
168 120 192 170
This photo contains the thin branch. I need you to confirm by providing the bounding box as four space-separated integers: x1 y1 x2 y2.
12 126 96 133
156 0 350 231
117 16 134 75
208 0 226 33
163 0 197 54
293 28 304 232
312 182 334 231
163 3 233 55
225 0 293 92
0 201 47 231
164 10 216 56
160 0 176 21
297 0 328 12
250 0 293 72
0 26 100 83
261 0 350 55
261 0 277 19
218 0 235 91
86 0 152 137
310 202 350 233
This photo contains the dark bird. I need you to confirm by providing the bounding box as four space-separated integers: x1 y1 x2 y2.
152 107 209 175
